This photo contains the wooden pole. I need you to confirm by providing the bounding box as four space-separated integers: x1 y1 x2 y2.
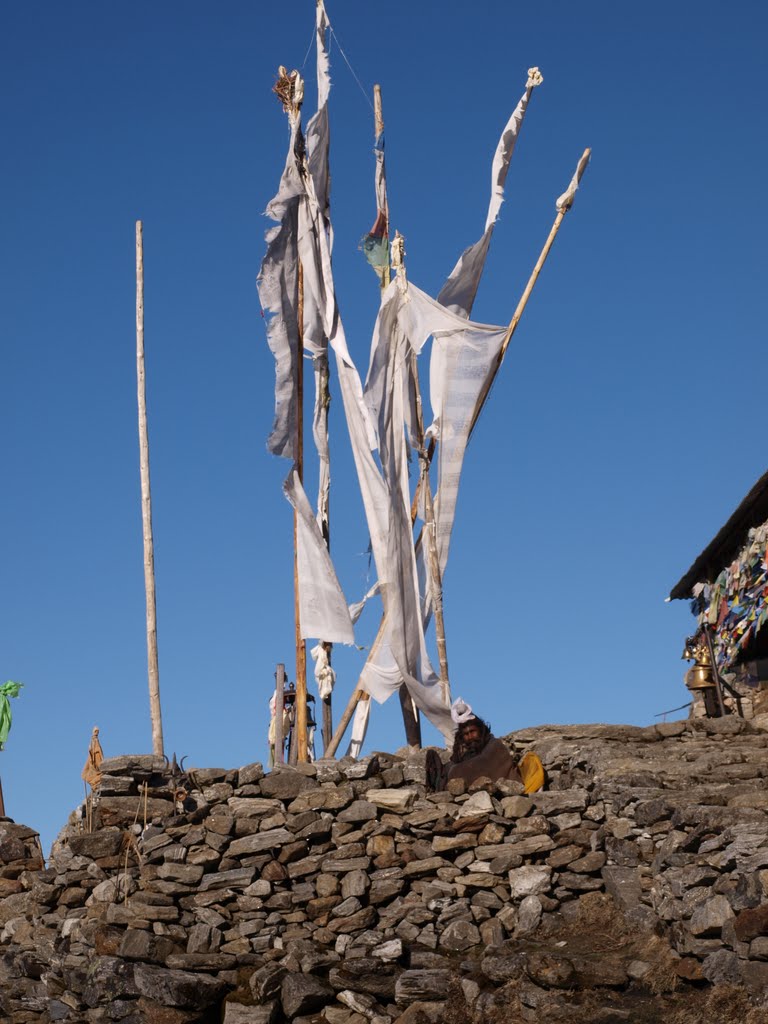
470 149 591 436
274 663 286 765
327 689 366 758
328 149 592 755
316 356 333 753
0 776 5 818
410 349 450 706
136 221 164 758
294 262 309 762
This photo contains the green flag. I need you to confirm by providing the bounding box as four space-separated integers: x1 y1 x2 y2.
0 682 23 750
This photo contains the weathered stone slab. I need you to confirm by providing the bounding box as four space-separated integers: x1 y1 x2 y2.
688 895 734 937
96 796 172 828
366 788 418 813
199 868 255 892
99 755 167 776
395 969 451 1004
133 963 226 1009
228 828 294 857
508 866 552 899
531 790 588 814
280 973 334 1017
226 798 283 817
259 770 318 800
67 832 125 859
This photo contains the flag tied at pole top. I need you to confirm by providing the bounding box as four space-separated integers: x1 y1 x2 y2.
0 682 23 751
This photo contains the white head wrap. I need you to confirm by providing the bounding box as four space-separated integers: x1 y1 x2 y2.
451 697 474 724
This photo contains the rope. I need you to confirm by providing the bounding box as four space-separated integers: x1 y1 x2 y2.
653 702 692 719
300 22 315 69
328 25 375 113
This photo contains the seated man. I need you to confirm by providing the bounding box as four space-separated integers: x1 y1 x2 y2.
426 698 524 792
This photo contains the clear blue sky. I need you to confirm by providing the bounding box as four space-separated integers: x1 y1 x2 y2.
2 1 766 855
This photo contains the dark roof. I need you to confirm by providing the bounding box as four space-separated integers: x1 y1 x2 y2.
669 469 768 601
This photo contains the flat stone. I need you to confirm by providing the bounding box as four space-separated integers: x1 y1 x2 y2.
281 973 334 1016
372 938 402 961
68 832 125 859
228 829 295 857
133 964 226 1009
516 895 542 935
223 1002 278 1024
508 835 554 856
320 856 371 874
237 762 265 787
508 866 552 899
688 895 734 936
601 866 642 911
499 794 536 819
157 863 205 885
289 787 355 813
97 796 172 828
403 857 448 878
99 755 167 776
260 770 319 800
734 904 768 941
568 851 606 874
199 868 255 892
339 801 378 823
226 798 283 817
395 970 451 1005
456 792 494 817
701 949 741 986
438 919 481 951
531 790 588 814
480 953 527 983
366 789 418 813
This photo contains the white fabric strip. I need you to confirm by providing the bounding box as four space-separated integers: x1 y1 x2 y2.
257 119 304 459
556 149 591 212
437 77 538 319
346 696 371 759
283 468 355 645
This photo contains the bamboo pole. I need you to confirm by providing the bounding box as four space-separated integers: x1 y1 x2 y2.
328 149 592 755
294 264 308 762
410 350 450 706
136 221 164 758
316 356 333 753
470 148 591 436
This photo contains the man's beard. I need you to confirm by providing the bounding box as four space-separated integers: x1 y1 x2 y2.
461 738 484 759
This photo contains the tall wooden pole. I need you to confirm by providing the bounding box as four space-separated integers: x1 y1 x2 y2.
410 350 450 706
294 264 309 762
327 149 592 755
470 149 592 435
136 221 164 758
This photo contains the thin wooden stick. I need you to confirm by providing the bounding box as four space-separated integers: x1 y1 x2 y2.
294 263 308 762
329 150 592 756
136 221 164 758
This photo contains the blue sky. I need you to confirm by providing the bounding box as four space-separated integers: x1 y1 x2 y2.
2 1 766 855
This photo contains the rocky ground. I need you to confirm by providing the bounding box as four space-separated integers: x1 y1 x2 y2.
1 717 767 1022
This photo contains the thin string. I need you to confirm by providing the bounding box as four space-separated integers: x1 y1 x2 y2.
300 22 315 69
329 24 375 113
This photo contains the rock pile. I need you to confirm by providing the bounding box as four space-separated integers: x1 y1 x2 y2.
0 717 767 1023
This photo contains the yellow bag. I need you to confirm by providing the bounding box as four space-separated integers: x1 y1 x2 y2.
519 751 545 794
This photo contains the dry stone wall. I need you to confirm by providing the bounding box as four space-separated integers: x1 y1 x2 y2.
1 718 768 1023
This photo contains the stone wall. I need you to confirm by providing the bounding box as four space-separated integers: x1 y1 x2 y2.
1 718 768 1023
